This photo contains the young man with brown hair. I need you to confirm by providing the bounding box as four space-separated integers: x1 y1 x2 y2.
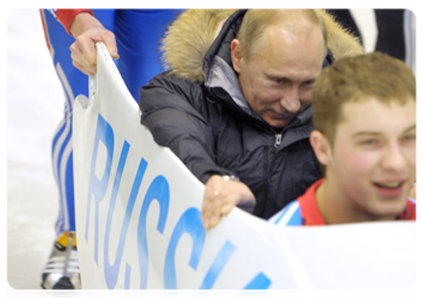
269 51 416 226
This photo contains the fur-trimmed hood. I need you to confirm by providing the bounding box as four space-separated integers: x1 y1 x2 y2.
161 9 363 83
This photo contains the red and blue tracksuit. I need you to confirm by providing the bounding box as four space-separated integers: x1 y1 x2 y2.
40 9 183 235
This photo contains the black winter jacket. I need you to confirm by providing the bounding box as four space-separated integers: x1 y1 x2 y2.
139 9 363 219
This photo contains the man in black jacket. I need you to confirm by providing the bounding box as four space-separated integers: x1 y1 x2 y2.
139 9 363 228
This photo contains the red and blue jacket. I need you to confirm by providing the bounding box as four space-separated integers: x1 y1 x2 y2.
269 179 416 226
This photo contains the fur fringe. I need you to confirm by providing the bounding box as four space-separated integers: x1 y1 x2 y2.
315 9 364 60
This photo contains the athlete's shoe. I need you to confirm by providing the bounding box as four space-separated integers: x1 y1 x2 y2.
41 232 81 289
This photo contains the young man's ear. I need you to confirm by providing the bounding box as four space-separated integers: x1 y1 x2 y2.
310 130 331 166
231 39 243 73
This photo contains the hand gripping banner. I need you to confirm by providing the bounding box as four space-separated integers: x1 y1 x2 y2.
73 42 417 290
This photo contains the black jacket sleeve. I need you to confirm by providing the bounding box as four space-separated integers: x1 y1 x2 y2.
139 73 234 183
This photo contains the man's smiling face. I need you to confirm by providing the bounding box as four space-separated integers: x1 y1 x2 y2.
326 98 416 221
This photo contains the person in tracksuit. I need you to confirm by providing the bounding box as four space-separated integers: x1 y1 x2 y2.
269 52 416 227
40 9 182 289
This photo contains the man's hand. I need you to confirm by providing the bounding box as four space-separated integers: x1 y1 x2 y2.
69 13 119 76
202 175 256 229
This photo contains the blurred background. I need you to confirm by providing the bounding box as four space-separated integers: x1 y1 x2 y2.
6 8 416 292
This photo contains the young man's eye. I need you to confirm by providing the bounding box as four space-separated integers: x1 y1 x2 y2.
401 134 416 142
360 139 379 146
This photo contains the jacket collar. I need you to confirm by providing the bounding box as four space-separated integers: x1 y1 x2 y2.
205 56 252 115
203 9 247 83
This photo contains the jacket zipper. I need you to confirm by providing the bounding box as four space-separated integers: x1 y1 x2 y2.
274 133 282 148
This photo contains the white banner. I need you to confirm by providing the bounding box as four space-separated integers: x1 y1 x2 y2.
73 42 417 291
